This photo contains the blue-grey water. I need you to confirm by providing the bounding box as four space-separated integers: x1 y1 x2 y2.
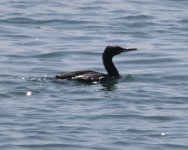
0 0 188 149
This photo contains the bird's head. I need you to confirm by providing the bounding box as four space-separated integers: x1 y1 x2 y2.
103 45 137 58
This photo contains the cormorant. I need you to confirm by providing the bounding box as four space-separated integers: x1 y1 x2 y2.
55 45 137 83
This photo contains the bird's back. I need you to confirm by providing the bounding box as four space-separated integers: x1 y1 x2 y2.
56 70 107 82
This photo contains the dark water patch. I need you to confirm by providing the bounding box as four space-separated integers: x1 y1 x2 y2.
162 75 188 82
178 18 188 24
168 26 188 33
33 51 68 59
111 30 150 38
164 0 188 4
126 128 154 134
17 143 87 149
0 144 19 150
128 21 157 28
110 21 157 29
3 54 29 59
119 14 156 21
0 93 12 98
144 115 179 122
168 96 188 104
80 5 105 11
87 114 178 126
1 33 32 39
132 73 164 83
0 73 19 78
127 57 181 66
0 17 97 26
162 143 188 150
33 51 97 59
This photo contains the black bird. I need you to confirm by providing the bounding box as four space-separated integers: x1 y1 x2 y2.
56 45 137 83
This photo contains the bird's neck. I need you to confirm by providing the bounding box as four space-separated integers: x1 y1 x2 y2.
102 55 120 77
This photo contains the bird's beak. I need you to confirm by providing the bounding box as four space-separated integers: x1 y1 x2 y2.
122 48 137 52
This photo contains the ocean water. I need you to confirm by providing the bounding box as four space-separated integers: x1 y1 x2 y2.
0 0 188 149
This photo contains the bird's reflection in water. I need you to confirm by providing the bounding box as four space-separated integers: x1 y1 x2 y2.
100 80 118 92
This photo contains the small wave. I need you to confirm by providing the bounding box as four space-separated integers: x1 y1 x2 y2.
32 51 97 59
121 74 136 82
3 54 27 59
17 143 83 149
163 75 188 81
0 17 96 25
33 51 66 58
120 14 156 20
178 18 188 24
127 57 180 65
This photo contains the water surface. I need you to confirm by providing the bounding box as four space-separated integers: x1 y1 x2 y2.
0 0 188 149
